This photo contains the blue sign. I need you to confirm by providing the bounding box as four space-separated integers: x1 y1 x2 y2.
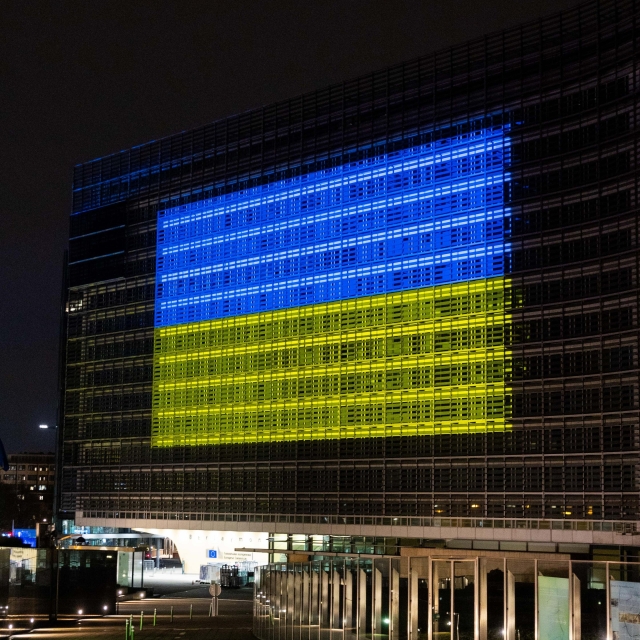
12 529 36 548
207 550 217 559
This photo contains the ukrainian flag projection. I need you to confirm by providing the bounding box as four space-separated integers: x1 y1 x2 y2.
152 126 512 447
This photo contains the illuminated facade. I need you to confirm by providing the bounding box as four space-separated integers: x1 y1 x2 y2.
153 128 513 447
63 0 639 552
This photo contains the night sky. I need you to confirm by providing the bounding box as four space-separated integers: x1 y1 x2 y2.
0 0 583 453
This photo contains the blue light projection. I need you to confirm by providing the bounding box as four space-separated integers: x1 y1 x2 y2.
155 127 510 327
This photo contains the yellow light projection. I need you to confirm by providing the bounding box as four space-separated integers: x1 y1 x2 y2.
151 277 512 446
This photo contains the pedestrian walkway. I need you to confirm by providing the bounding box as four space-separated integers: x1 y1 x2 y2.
3 597 254 640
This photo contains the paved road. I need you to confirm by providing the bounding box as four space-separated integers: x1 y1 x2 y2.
1 597 255 640
142 584 253 600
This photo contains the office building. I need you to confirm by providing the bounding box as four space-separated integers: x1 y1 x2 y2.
0 453 55 530
62 0 640 635
0 453 55 495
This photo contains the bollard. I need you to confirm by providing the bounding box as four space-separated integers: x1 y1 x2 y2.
130 613 133 629
153 607 157 626
209 601 213 617
190 603 193 619
131 626 135 640
125 619 129 640
140 610 144 630
170 605 174 622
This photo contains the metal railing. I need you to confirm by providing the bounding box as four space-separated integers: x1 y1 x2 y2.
79 510 638 534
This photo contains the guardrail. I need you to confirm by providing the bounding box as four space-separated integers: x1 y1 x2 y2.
79 511 638 533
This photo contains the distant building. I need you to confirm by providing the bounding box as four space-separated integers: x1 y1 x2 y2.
0 452 55 496
0 453 55 527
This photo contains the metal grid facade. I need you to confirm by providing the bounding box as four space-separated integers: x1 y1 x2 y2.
63 0 640 525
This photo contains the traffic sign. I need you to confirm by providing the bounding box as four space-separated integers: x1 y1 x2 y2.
209 583 222 597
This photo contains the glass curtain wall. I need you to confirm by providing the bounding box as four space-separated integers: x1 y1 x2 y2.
63 0 640 528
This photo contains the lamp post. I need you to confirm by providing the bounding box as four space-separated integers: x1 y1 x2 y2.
40 424 61 623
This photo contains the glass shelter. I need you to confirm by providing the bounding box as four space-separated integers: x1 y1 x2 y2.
254 554 639 640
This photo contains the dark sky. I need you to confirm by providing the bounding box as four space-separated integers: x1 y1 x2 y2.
0 0 583 453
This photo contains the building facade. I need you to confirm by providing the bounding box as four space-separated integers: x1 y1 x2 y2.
62 0 639 573
0 453 55 530
0 453 55 495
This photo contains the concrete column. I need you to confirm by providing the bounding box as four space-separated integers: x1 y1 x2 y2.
431 560 440 639
505 570 515 640
331 569 341 629
409 558 418 640
345 567 354 636
311 566 319 626
321 566 330 628
301 569 307 634
275 570 282 639
286 568 294 639
391 560 400 640
571 572 581 640
301 565 310 625
358 568 367 639
478 557 487 640
372 566 382 638
294 569 302 630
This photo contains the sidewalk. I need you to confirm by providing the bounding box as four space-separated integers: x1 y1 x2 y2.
3 597 255 640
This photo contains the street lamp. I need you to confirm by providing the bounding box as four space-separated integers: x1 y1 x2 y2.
37 423 61 623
